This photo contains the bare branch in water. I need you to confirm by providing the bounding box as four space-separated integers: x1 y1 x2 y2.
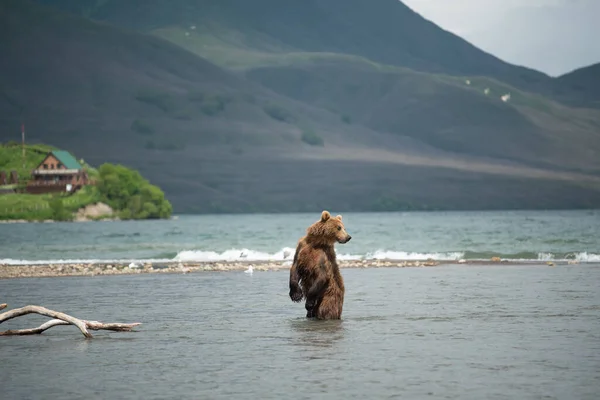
0 304 141 338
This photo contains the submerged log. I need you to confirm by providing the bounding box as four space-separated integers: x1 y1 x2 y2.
0 304 141 338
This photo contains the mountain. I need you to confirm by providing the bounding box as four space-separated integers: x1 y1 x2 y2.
404 0 600 78
2 0 391 153
556 63 600 108
33 0 547 78
2 0 600 213
31 0 599 109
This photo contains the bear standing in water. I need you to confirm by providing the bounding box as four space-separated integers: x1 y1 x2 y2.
288 210 352 320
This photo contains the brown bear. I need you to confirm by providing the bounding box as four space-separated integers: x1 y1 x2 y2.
288 210 352 320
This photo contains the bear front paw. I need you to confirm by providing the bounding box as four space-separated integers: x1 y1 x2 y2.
305 300 315 311
290 287 303 302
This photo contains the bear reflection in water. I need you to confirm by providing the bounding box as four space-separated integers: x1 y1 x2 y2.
288 318 346 351
288 210 352 320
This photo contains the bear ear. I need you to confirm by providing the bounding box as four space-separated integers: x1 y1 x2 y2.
335 215 343 221
321 210 331 222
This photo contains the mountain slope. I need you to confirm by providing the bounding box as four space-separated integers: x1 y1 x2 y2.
2 0 600 212
33 0 598 108
33 0 546 78
556 63 600 108
0 0 366 151
244 59 600 173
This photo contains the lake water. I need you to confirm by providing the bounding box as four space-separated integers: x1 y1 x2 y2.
1 210 600 264
1 211 600 399
1 264 600 399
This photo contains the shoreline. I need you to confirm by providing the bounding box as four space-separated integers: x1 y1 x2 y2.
0 259 585 280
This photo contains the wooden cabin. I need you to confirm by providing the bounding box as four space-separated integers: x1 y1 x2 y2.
27 150 90 194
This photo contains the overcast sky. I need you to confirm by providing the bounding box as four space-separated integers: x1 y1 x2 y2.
402 0 600 76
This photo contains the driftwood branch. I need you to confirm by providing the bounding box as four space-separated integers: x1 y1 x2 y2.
0 319 141 336
0 304 141 339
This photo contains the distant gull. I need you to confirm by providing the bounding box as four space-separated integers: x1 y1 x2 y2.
283 250 291 259
244 265 254 274
240 251 248 258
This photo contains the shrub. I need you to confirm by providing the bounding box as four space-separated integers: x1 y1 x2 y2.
200 94 232 116
49 197 71 221
301 128 324 147
135 89 176 113
131 119 154 135
263 104 294 123
96 163 172 219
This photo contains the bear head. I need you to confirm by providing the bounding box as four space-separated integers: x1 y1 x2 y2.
305 210 352 245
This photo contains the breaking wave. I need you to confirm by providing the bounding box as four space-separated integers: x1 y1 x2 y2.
2 248 599 265
172 249 600 263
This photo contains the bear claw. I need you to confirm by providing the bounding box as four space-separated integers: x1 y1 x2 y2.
290 290 303 302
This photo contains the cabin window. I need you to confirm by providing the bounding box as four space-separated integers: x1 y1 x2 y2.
57 163 62 169
43 164 48 169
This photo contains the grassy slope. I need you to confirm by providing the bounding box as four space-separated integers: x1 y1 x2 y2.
33 0 598 108
0 186 98 221
555 63 600 108
0 0 356 152
0 143 56 183
123 23 600 210
0 143 100 221
156 27 600 174
33 1 549 85
2 1 600 213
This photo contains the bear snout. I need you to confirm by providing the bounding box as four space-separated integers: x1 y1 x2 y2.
339 235 352 243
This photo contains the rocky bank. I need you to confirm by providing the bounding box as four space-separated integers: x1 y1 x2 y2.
0 258 579 280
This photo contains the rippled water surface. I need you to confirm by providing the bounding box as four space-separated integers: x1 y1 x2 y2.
2 264 600 399
1 210 600 263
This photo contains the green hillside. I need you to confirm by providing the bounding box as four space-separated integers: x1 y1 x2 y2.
1 0 599 213
244 60 600 173
556 63 600 108
0 143 56 184
32 0 598 109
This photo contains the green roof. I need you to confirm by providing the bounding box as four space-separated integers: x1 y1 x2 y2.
51 150 82 170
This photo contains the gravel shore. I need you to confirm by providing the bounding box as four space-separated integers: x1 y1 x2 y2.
0 258 578 279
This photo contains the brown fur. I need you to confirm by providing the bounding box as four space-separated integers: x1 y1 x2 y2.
289 210 352 320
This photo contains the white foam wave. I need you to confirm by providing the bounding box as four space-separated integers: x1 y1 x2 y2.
537 252 555 261
572 252 600 262
173 247 297 262
366 250 465 261
172 248 463 262
2 249 599 266
537 252 600 262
